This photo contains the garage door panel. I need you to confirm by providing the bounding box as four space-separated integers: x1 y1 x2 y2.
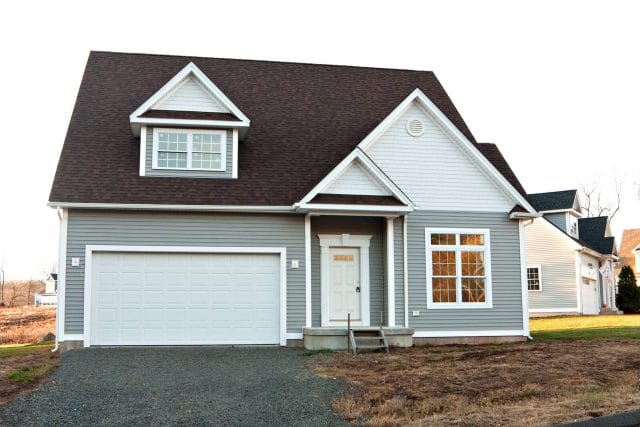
90 252 280 345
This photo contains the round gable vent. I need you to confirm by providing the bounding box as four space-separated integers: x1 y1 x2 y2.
406 119 424 137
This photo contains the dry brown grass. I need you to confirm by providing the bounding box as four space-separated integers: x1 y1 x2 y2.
0 343 59 405
0 307 56 344
309 340 640 426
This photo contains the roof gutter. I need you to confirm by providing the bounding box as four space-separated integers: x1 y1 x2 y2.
47 202 297 213
509 212 542 220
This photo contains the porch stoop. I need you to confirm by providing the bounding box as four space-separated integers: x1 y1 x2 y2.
303 327 414 350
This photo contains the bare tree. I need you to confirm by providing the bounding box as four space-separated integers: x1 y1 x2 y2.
7 285 19 307
579 175 623 222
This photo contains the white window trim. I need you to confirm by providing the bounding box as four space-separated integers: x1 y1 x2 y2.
526 264 543 292
151 127 226 172
425 227 493 309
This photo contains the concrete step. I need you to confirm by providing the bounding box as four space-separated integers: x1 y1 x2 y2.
354 336 385 345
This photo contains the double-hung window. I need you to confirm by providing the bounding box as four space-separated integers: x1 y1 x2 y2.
152 128 226 171
527 265 542 291
425 228 493 309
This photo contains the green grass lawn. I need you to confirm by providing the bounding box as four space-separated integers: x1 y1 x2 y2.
530 315 640 341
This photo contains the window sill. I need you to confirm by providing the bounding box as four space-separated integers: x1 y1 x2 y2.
151 167 225 172
426 302 493 310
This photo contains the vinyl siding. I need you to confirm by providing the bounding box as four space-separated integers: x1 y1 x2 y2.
64 210 305 335
154 76 229 112
365 102 513 212
310 216 385 327
324 161 391 196
145 127 233 178
407 211 525 332
526 218 578 310
545 213 567 233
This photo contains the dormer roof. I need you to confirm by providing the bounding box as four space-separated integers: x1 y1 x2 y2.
129 62 250 137
528 189 580 213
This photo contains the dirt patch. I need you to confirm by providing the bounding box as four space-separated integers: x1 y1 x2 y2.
309 339 640 426
0 344 59 406
0 307 56 344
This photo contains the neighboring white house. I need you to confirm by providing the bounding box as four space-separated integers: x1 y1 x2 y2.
526 190 619 316
35 273 57 306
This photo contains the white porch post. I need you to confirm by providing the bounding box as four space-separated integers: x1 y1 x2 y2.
305 214 311 327
386 218 395 327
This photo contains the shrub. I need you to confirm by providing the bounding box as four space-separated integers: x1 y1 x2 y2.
616 266 640 313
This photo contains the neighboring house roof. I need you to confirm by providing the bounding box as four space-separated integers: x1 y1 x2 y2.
542 216 615 257
49 51 527 207
577 217 616 255
528 190 577 211
618 229 640 273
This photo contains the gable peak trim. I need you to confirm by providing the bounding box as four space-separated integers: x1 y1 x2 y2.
129 62 250 135
358 88 536 214
298 149 414 209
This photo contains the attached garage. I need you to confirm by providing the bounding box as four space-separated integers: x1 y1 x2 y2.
84 246 286 346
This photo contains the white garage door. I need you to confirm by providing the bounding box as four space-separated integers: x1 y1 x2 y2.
90 252 280 345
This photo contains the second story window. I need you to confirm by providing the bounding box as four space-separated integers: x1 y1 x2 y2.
152 128 226 171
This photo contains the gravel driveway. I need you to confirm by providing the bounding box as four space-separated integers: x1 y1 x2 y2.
0 347 348 426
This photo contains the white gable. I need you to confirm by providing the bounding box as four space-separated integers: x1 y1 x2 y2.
324 160 392 196
153 76 230 113
365 102 513 212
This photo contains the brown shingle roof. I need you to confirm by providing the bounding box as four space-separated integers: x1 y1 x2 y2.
310 194 405 206
140 110 241 121
49 51 525 206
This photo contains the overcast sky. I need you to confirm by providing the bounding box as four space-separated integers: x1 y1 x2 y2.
1 0 639 280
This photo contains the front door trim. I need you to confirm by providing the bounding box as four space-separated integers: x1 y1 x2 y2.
318 234 372 327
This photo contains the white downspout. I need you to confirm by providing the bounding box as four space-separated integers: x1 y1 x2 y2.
520 218 533 340
52 207 67 353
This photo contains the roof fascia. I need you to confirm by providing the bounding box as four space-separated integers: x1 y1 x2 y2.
297 149 415 208
540 208 582 216
129 62 250 125
357 88 536 214
47 202 295 213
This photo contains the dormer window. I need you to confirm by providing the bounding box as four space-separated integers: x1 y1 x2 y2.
568 213 579 238
152 128 226 171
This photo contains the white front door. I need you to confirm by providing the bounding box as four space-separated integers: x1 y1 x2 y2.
581 278 600 315
328 247 361 323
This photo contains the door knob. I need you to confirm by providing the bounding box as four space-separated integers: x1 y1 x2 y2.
356 286 361 293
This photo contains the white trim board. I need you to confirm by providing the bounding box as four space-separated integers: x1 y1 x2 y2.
48 202 295 213
286 333 303 340
318 234 372 327
414 330 527 338
528 308 579 313
82 245 287 347
357 88 536 214
519 220 531 337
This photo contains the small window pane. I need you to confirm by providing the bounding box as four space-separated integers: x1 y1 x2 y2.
211 154 221 169
431 234 456 245
178 133 187 143
212 141 221 153
159 133 168 142
462 278 485 302
432 251 456 276
433 278 457 303
169 133 177 143
461 234 484 245
461 251 485 276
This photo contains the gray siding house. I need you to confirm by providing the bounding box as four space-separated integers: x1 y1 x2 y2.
526 190 619 316
49 52 538 350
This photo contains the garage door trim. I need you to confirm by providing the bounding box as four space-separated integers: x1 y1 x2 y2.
83 245 287 347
